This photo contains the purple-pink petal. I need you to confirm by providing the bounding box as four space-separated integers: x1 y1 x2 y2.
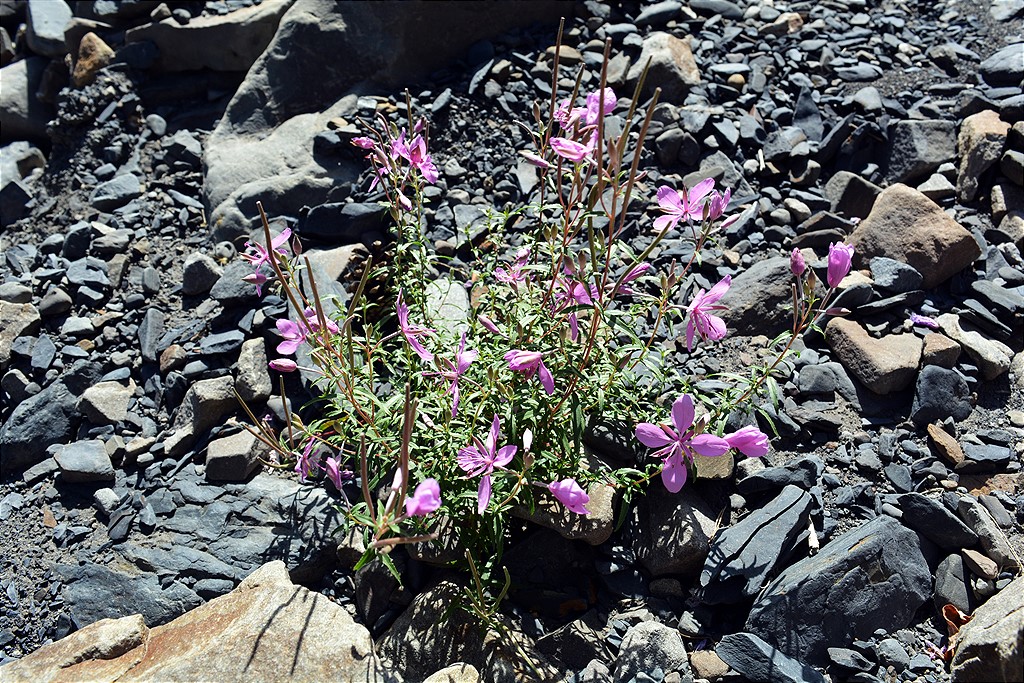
538 360 555 395
494 444 518 469
405 478 441 517
671 394 696 434
635 423 674 448
661 453 688 493
690 434 731 457
548 478 591 515
477 475 492 514
724 426 770 457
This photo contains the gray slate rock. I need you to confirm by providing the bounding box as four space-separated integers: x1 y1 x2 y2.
0 360 101 471
91 174 142 211
717 632 826 683
701 485 812 604
0 57 51 142
138 308 166 363
720 257 794 339
737 456 823 495
911 365 973 427
958 496 1019 569
205 430 263 482
897 493 978 550
612 622 690 681
181 253 223 296
885 120 956 184
54 440 115 483
979 43 1024 87
869 257 923 293
746 515 931 665
935 553 973 613
26 0 72 58
58 562 202 628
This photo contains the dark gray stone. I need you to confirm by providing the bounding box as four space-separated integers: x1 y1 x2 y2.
885 120 956 184
869 257 923 293
58 562 202 628
138 307 165 363
200 330 245 356
181 253 223 296
701 485 812 604
90 174 142 211
717 632 826 683
934 553 972 613
210 260 262 307
979 42 1024 87
911 366 973 427
958 442 1013 473
737 456 823 495
54 440 114 483
746 516 932 665
897 492 969 547
300 202 388 242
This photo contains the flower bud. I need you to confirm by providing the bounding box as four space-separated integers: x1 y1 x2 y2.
790 248 806 277
826 242 855 288
268 358 297 372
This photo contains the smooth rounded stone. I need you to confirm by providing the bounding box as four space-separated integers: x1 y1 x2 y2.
848 184 981 289
79 380 135 425
612 621 690 682
141 266 161 295
717 632 826 683
93 488 122 518
885 120 956 185
90 173 142 211
54 440 115 483
876 638 910 673
300 202 387 242
869 257 923 293
825 318 922 395
852 87 883 114
921 333 961 368
700 485 813 604
631 485 717 577
912 366 973 427
200 330 245 356
145 113 167 136
963 548 1000 580
209 261 261 307
897 493 978 549
918 172 957 200
950 574 1024 683
626 31 700 100
746 516 931 666
979 42 1024 87
957 496 1019 569
181 253 223 296
937 313 1012 381
425 277 470 338
423 663 481 683
958 110 1011 203
205 430 264 482
719 257 793 338
0 281 32 303
0 56 51 142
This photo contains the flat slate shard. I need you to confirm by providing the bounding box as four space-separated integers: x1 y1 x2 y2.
746 515 931 666
700 485 812 604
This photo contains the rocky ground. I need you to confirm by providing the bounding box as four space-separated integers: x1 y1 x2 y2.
1 0 1023 681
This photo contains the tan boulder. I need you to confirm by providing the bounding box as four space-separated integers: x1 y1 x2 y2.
71 32 114 87
937 313 1012 380
951 574 1024 682
848 184 981 289
825 318 923 394
0 562 384 682
957 110 1010 202
627 31 701 100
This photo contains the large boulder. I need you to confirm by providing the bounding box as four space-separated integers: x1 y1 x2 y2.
0 56 51 143
951 574 1024 683
205 0 569 241
719 256 793 338
2 562 385 681
848 183 981 289
124 0 292 73
746 515 932 666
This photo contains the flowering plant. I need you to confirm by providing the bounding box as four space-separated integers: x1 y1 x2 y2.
234 44 854 602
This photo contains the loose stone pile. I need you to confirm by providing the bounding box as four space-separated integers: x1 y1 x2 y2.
1 1 1022 682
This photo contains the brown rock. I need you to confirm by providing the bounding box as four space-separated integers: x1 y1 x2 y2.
159 343 187 374
0 615 148 682
0 301 41 371
0 562 386 682
950 574 1024 683
928 423 965 466
957 110 1010 202
848 184 981 289
825 318 923 394
72 32 114 87
922 332 962 368
695 451 735 480
962 548 999 580
690 650 730 679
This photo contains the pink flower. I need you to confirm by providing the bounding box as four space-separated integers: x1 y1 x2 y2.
241 227 291 272
495 247 530 286
685 275 731 351
268 358 297 373
706 188 732 221
635 394 730 492
423 331 478 417
242 271 270 296
790 248 806 277
584 87 617 126
393 131 438 184
551 136 595 163
827 242 855 288
322 455 351 490
303 306 339 335
397 291 435 362
276 318 307 355
477 313 505 337
457 415 518 514
405 478 442 517
653 179 716 232
520 151 552 169
504 349 555 395
351 136 376 150
724 426 770 458
910 313 939 329
548 478 590 515
616 262 651 295
295 437 323 481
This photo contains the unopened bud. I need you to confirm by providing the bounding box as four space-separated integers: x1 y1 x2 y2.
824 307 851 317
790 248 806 277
